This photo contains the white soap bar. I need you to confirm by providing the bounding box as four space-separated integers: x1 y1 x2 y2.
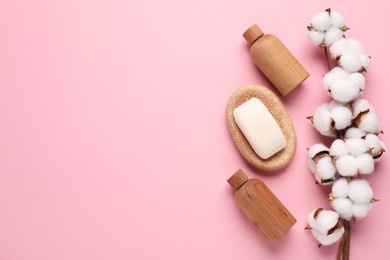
233 98 286 159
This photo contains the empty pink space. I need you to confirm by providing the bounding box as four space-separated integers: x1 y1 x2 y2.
0 0 389 259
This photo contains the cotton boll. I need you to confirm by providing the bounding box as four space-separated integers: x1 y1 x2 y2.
345 138 368 157
357 153 375 175
358 111 381 134
331 198 353 220
352 99 373 118
375 141 387 162
335 155 358 177
348 179 373 204
307 209 320 230
316 157 337 181
308 143 330 159
325 27 344 45
360 54 371 71
312 228 345 246
330 77 360 103
308 158 317 174
330 139 348 157
349 72 365 91
332 178 349 198
313 110 334 136
323 67 349 93
330 11 345 28
330 38 348 58
316 210 339 234
365 134 386 161
352 203 374 219
345 127 366 139
311 11 332 31
339 52 364 72
331 106 353 129
308 31 325 46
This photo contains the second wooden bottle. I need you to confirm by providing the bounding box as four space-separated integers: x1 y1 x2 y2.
243 24 309 96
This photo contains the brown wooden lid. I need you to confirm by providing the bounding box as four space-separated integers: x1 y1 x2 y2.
243 24 264 45
227 169 249 190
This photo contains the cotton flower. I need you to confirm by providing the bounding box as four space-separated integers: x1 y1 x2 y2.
309 101 353 136
330 178 377 220
307 9 348 46
306 208 345 246
365 134 387 162
329 38 371 72
308 144 336 184
352 99 381 134
323 67 365 102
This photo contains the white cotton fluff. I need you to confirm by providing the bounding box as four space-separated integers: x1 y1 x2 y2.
352 99 374 118
357 153 375 175
365 134 381 153
315 210 340 234
330 139 348 157
331 198 354 220
335 155 358 177
307 31 325 46
324 27 344 45
345 127 366 139
311 11 333 31
316 156 337 181
345 138 368 157
307 209 319 230
313 107 334 136
348 179 373 204
309 158 317 174
330 11 345 28
332 178 349 198
311 227 345 246
357 111 381 134
331 106 353 129
339 52 370 72
329 38 365 58
323 67 348 92
352 203 374 219
308 143 330 159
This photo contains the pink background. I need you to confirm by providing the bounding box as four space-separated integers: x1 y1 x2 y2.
0 0 389 259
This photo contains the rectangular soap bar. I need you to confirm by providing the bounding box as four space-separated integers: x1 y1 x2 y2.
233 97 286 159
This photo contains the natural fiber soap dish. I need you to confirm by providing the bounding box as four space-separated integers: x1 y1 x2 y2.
226 84 297 171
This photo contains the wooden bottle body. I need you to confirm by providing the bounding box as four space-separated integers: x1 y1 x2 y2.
229 170 296 241
249 34 309 96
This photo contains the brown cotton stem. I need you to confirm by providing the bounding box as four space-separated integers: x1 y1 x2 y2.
337 220 351 260
323 46 331 71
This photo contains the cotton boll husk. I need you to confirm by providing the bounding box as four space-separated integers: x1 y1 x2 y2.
352 99 373 118
335 155 358 177
311 11 333 31
330 139 348 157
308 143 330 158
349 72 365 91
345 138 368 157
315 210 340 234
308 31 325 46
313 110 334 136
332 178 349 198
357 153 375 175
339 52 364 72
330 38 348 58
352 203 374 219
358 111 381 134
348 179 373 204
345 127 366 139
331 198 353 220
325 27 344 45
330 78 360 103
331 106 353 129
330 11 345 28
316 156 337 180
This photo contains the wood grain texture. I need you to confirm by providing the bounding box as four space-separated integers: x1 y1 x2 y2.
226 84 296 171
229 169 296 242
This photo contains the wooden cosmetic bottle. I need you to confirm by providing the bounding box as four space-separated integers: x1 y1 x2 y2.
227 169 296 241
243 24 309 96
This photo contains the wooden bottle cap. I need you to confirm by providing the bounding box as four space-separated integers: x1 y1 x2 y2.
227 169 249 190
243 24 264 45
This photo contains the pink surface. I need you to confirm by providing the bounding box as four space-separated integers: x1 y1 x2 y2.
0 0 389 259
